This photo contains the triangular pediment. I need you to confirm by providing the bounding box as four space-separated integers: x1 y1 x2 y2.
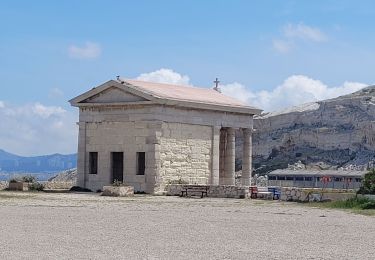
82 86 149 103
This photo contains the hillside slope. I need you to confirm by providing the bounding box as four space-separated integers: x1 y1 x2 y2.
0 149 77 173
48 168 77 182
251 86 375 173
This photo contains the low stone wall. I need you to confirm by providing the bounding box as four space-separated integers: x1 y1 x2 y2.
0 181 74 191
166 184 250 199
8 182 30 191
363 194 375 200
102 186 134 197
0 181 8 190
43 181 75 190
281 187 356 202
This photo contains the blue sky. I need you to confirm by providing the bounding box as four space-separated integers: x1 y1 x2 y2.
1 0 375 155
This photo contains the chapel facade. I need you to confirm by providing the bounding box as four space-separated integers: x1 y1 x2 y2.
70 79 261 193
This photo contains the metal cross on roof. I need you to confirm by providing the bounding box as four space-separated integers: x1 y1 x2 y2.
213 78 221 92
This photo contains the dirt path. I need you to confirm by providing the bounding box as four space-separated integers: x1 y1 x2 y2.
0 192 374 260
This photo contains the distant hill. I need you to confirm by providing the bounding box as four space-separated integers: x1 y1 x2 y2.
0 149 77 174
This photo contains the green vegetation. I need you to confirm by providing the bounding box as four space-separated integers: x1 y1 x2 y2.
326 197 375 210
112 179 126 187
7 175 44 191
21 175 37 183
28 182 44 191
8 175 36 183
309 196 375 216
358 169 375 195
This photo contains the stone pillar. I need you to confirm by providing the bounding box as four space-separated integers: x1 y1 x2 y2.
211 126 220 185
145 121 162 194
242 128 252 186
77 122 87 188
224 128 235 185
219 129 226 185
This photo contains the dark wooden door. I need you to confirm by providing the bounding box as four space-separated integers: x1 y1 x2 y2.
111 152 123 183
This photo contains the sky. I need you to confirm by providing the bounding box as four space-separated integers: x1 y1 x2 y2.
1 0 375 156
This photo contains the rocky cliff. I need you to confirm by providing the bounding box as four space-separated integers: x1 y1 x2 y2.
250 86 375 174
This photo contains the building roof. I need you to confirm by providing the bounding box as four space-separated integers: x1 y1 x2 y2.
268 169 365 177
124 79 249 108
69 79 262 115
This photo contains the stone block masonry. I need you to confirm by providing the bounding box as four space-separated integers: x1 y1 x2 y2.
159 122 212 191
280 187 356 202
166 184 250 199
79 120 160 193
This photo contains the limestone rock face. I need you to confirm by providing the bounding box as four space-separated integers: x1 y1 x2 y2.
249 86 375 173
48 168 77 182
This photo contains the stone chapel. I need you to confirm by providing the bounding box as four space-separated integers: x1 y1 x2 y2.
70 78 262 193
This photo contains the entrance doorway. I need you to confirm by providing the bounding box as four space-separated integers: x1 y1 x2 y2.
111 152 123 183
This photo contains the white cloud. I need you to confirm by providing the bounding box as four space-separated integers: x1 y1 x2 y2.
31 103 66 119
68 42 101 59
272 39 292 54
134 69 366 112
273 23 327 53
136 68 191 86
0 101 4 108
0 102 77 156
283 23 327 42
220 75 367 112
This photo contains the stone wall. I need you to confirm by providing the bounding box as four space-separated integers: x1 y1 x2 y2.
0 181 75 191
363 194 375 200
159 122 212 190
79 105 253 129
0 181 8 190
166 184 250 199
280 187 356 202
269 179 362 189
78 120 160 193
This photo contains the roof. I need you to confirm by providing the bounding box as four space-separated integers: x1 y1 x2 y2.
124 79 249 108
69 79 262 115
268 169 365 177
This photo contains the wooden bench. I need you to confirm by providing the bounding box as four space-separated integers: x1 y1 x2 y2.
180 185 209 198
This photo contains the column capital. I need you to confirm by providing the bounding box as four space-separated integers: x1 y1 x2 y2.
242 128 254 135
226 127 236 136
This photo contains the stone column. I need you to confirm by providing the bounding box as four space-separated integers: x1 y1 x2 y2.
242 128 252 186
219 129 226 185
77 122 87 188
224 128 235 185
211 126 220 185
145 121 162 194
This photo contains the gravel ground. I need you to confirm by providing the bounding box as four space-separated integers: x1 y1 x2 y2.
0 192 374 260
